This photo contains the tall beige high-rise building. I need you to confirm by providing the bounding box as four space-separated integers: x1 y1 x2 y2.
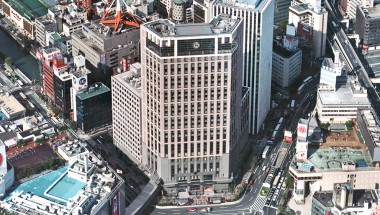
139 14 249 192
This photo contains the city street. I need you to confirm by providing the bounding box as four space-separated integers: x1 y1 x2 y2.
152 78 319 215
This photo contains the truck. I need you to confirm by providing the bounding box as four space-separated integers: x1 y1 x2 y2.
272 175 280 187
262 146 271 159
19 92 26 100
290 100 295 109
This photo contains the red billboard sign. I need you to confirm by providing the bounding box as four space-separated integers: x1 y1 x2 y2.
111 192 120 215
122 57 127 72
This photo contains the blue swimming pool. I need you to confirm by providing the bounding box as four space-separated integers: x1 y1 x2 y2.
6 166 85 205
47 174 85 201
0 112 7 121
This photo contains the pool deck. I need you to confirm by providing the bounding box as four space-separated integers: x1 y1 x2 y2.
6 166 85 205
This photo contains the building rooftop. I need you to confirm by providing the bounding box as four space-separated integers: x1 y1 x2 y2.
112 63 142 95
313 191 334 207
3 149 124 215
361 4 380 18
77 83 110 100
308 147 373 171
4 0 55 20
318 83 370 105
0 94 26 116
273 41 299 58
145 14 241 37
213 0 271 11
73 20 140 54
289 3 327 15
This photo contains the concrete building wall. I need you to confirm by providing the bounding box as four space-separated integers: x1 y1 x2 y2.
272 48 302 87
111 73 142 164
212 0 274 134
140 17 246 192
289 5 327 58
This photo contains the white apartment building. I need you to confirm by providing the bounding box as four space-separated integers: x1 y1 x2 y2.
211 0 274 134
140 14 249 192
289 2 328 58
340 0 374 20
111 63 142 164
272 36 302 88
317 56 371 123
317 80 371 123
319 56 343 90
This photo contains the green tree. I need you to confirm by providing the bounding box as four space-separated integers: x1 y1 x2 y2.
4 57 13 67
17 139 25 147
320 122 330 131
34 138 44 145
250 156 258 170
280 20 288 31
69 120 77 130
285 173 294 189
58 125 68 132
277 205 285 214
50 106 59 116
345 120 354 130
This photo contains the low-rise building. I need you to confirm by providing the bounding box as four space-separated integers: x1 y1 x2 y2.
356 108 380 163
76 83 111 132
0 141 14 197
2 142 125 215
356 5 380 50
272 35 302 88
290 121 380 203
34 6 63 47
317 57 370 124
71 20 140 82
0 94 26 119
311 189 375 215
288 1 327 58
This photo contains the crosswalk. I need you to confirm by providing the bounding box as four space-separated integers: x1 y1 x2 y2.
250 196 266 212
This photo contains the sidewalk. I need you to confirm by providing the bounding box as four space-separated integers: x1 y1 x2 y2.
287 194 312 215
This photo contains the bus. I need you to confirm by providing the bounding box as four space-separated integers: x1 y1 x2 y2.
262 146 271 159
16 80 23 87
290 100 295 109
19 92 26 100
298 83 306 95
303 76 312 84
278 117 284 125
271 130 277 141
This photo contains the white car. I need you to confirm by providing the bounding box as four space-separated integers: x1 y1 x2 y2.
262 166 267 171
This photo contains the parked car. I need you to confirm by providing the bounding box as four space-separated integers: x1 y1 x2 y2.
199 207 212 213
187 208 197 212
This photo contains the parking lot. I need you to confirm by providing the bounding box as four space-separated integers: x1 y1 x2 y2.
8 147 36 163
7 143 58 169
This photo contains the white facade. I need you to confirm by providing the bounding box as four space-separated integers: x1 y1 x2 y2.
210 0 275 134
140 15 248 191
272 39 302 88
111 63 142 164
0 141 14 197
317 77 371 123
319 57 343 90
345 0 373 19
289 3 328 58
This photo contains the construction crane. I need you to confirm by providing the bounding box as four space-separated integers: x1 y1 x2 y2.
100 0 139 32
